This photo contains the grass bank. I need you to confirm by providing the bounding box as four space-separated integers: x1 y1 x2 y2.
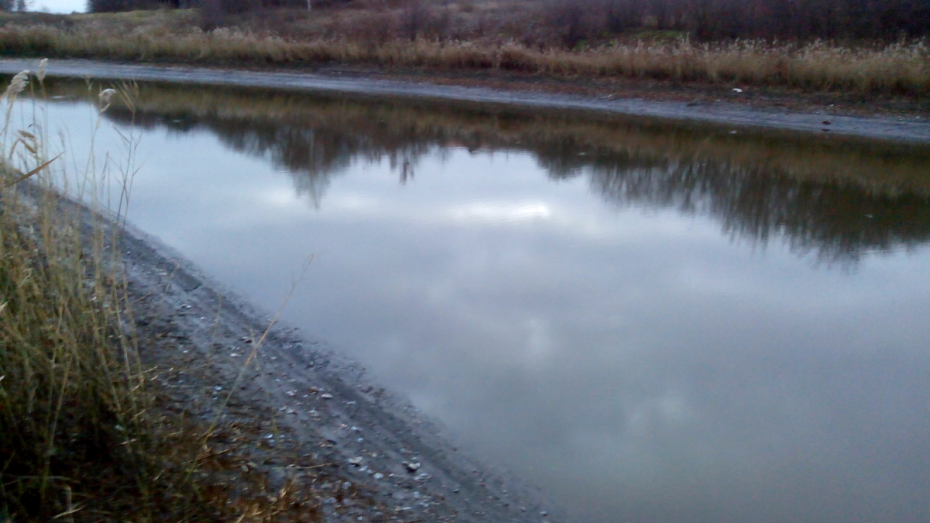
0 9 928 98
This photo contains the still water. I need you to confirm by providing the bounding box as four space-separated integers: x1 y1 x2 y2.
32 83 930 522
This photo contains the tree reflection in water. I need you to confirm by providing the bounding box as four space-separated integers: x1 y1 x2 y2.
96 83 930 265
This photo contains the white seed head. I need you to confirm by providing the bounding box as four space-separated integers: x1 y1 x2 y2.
4 70 29 100
98 88 117 105
37 59 48 83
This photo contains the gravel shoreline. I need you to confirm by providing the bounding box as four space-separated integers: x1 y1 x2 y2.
76 198 559 521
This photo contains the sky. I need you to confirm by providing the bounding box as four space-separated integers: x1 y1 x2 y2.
28 0 85 13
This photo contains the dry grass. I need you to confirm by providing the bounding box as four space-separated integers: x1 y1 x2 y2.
0 9 928 96
0 65 228 522
0 71 148 521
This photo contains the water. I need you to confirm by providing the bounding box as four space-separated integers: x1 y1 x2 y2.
29 82 930 522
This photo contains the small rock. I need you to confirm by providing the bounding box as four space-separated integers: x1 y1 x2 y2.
321 393 334 399
348 457 363 466
404 462 421 473
732 88 743 93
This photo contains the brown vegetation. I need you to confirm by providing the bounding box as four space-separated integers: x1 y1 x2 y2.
0 8 929 97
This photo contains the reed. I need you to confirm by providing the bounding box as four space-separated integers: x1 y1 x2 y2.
0 66 160 520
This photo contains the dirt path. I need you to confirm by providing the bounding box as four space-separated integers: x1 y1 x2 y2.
1 58 929 143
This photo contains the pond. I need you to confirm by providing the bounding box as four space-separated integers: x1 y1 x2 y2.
28 82 930 522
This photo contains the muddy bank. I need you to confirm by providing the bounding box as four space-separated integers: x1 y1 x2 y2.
1 58 929 143
99 203 559 521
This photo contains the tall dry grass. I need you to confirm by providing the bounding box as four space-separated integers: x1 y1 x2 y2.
0 11 928 96
0 65 165 520
0 65 246 522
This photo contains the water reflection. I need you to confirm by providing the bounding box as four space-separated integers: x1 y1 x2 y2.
34 81 930 523
95 84 930 265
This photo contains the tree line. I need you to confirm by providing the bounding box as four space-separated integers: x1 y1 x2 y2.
596 0 930 40
81 0 930 42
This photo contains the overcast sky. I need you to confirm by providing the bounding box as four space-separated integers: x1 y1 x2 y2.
30 0 85 13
